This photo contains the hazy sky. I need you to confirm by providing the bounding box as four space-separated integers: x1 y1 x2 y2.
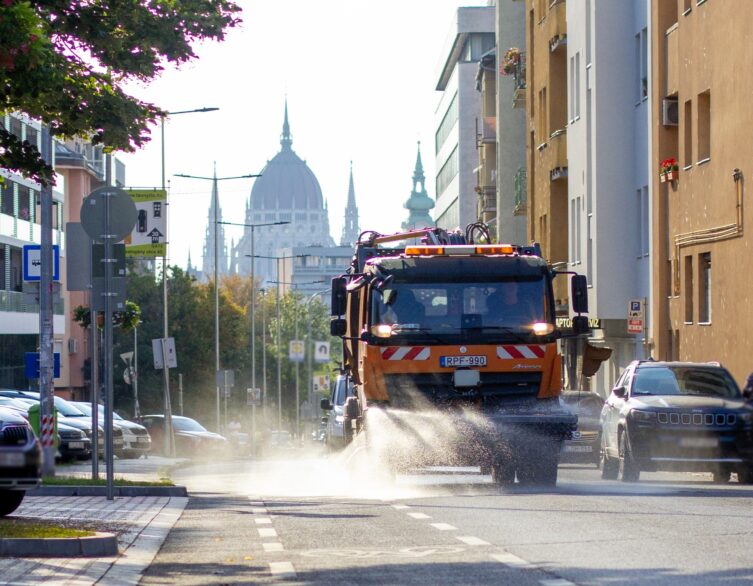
118 0 475 271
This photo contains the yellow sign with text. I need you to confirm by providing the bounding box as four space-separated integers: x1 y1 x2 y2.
124 189 167 258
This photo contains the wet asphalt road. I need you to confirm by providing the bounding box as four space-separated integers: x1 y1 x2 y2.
139 452 753 585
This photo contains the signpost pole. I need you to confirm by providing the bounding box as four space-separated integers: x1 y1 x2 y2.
103 156 115 500
38 126 55 478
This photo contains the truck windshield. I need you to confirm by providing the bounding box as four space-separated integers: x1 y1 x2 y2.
371 279 549 333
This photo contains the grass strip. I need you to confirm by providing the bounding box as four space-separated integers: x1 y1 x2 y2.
0 519 94 539
42 476 174 487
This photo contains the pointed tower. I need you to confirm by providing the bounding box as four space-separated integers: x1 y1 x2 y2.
202 163 229 280
340 162 360 246
402 141 435 230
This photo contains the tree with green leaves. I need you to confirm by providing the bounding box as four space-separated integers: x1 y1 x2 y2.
0 0 241 185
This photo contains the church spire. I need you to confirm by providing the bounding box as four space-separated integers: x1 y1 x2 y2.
402 141 435 231
340 161 360 246
202 162 228 279
280 98 292 151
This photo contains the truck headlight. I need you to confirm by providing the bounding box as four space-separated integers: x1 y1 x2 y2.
631 410 657 423
532 322 554 335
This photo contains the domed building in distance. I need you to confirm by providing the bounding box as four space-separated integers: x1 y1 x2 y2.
234 103 335 285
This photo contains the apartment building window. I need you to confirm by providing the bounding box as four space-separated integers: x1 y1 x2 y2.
436 145 458 197
586 214 593 285
682 0 692 15
635 28 648 103
698 252 711 323
435 93 458 154
1 181 14 216
539 213 548 251
683 99 692 168
25 125 38 149
697 90 711 162
17 185 30 221
684 255 693 323
9 117 22 140
569 52 581 122
538 87 548 141
638 186 649 257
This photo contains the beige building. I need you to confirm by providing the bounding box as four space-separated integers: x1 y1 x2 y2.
474 47 498 237
651 0 752 384
525 0 569 309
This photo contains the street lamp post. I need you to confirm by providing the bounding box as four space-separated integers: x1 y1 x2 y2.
247 255 311 432
175 170 260 433
218 220 289 397
160 106 218 455
303 289 329 436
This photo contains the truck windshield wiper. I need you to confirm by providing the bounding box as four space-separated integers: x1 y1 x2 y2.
473 326 534 343
391 325 451 345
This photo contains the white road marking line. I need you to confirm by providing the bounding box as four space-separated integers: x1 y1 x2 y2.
407 512 431 520
491 552 532 568
392 504 410 510
258 528 278 538
248 501 264 506
540 580 576 586
456 536 490 546
263 542 284 553
255 517 273 525
430 523 457 531
251 507 268 514
269 561 296 579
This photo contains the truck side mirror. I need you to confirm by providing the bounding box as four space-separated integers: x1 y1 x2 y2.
330 318 347 337
331 277 347 316
320 398 333 411
571 274 589 314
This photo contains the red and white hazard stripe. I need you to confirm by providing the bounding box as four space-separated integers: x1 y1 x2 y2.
381 347 431 361
496 344 547 359
40 414 55 448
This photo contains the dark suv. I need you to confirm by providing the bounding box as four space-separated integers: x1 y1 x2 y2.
600 361 753 482
0 407 41 516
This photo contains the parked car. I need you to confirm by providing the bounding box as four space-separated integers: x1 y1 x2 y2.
560 391 604 466
0 406 41 516
57 421 92 461
71 402 151 459
320 373 356 450
600 360 753 483
140 415 227 458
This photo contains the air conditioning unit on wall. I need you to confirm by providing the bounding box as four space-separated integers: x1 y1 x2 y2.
68 338 78 354
662 98 679 126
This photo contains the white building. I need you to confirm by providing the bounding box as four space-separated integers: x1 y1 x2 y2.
434 6 496 231
566 0 651 394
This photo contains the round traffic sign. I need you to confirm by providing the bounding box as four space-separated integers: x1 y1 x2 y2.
123 367 136 385
80 186 138 242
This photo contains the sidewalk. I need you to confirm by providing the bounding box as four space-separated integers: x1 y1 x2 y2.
0 495 187 585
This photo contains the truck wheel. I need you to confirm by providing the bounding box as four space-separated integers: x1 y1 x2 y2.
618 432 640 482
600 435 618 480
491 458 515 486
0 490 25 517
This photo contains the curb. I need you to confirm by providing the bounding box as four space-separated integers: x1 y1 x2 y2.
28 485 188 497
0 531 118 557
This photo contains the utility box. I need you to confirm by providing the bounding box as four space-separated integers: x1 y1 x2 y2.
27 403 59 450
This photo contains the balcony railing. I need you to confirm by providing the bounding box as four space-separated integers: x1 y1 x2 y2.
0 290 64 315
512 53 526 109
514 167 527 216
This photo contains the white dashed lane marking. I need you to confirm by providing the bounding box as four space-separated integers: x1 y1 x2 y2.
539 580 576 586
251 507 268 514
407 512 431 520
263 542 284 553
258 527 278 538
392 504 411 510
456 536 491 546
430 523 457 531
269 561 296 579
491 552 532 568
255 517 273 525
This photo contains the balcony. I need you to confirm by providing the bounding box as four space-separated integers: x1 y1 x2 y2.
548 128 568 181
0 290 64 315
512 53 526 109
514 167 527 216
549 0 567 52
477 116 496 146
665 23 679 97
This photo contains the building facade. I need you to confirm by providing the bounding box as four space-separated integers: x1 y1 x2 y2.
650 0 752 385
434 6 496 232
567 0 651 394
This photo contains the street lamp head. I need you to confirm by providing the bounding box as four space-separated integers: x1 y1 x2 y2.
166 107 220 116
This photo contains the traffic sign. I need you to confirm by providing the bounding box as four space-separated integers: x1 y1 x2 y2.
124 189 167 258
246 388 262 406
152 338 178 369
312 374 330 393
24 352 60 379
289 340 305 363
80 185 138 242
22 244 60 281
314 341 330 363
627 299 644 334
123 367 136 385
